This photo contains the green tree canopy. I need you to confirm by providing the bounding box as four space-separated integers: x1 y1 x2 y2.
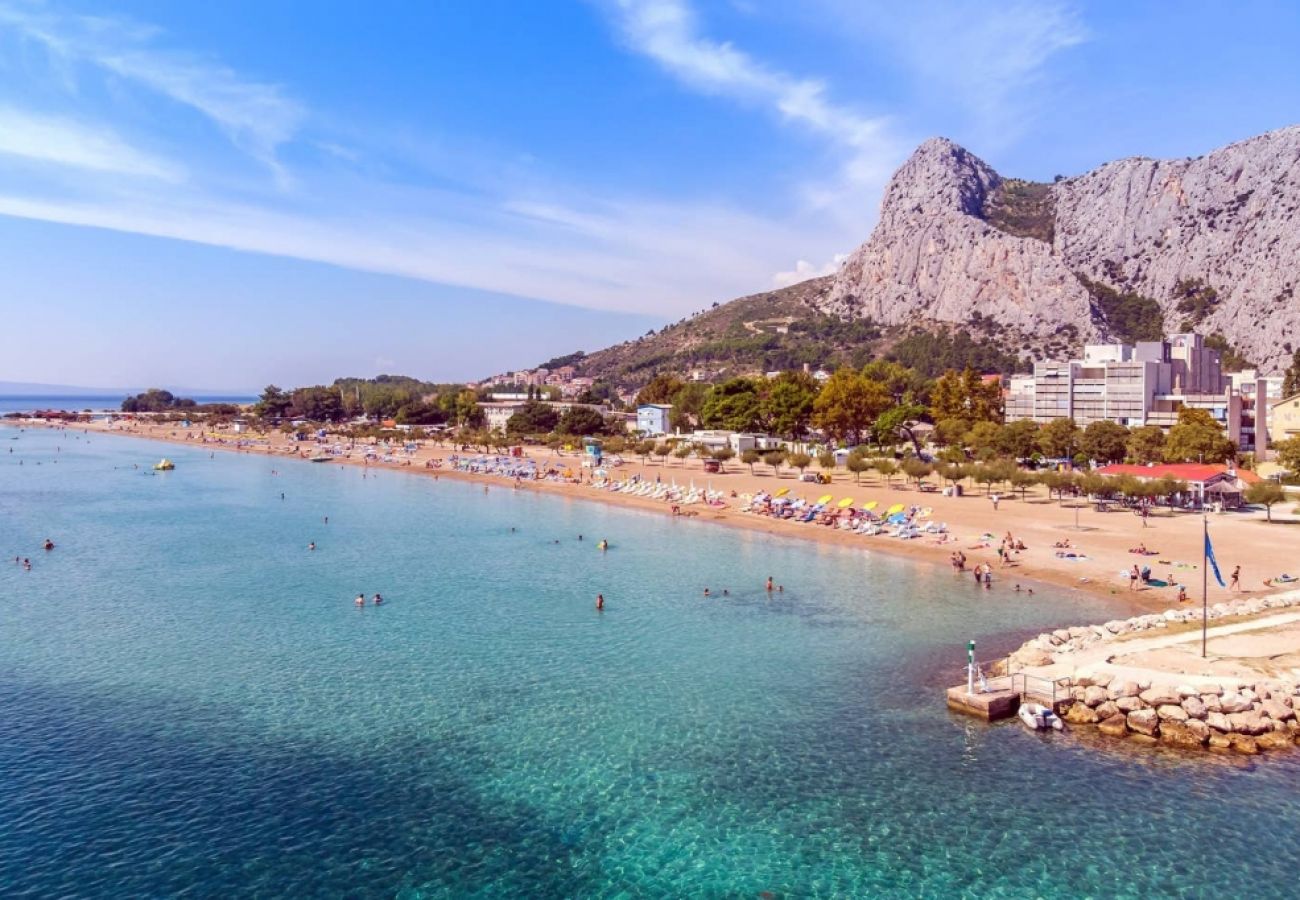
1244 482 1286 521
636 374 685 406
1079 420 1130 464
700 378 762 432
812 368 890 445
930 368 1003 424
1126 425 1165 464
505 400 560 435
557 406 606 436
761 370 818 440
1164 408 1234 463
1037 417 1080 459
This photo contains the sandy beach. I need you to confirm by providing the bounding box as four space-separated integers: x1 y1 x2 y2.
18 417 1296 613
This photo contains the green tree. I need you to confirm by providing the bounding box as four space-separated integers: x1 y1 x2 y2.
874 458 898 486
813 368 890 445
846 453 870 483
787 451 813 475
1126 425 1166 464
1164 408 1234 463
1080 420 1130 464
1009 468 1039 500
1274 437 1300 475
289 386 345 422
711 447 735 471
1244 481 1286 521
700 378 762 432
1037 418 1080 459
998 419 1039 460
900 458 933 488
873 404 928 456
505 401 559 435
965 421 1004 458
762 449 787 475
862 359 930 406
669 382 710 432
930 368 1003 423
635 440 655 464
761 370 819 440
741 448 761 475
932 416 973 449
636 374 685 406
253 385 291 419
817 449 837 473
673 444 693 464
557 405 606 436
653 443 672 464
1282 349 1300 398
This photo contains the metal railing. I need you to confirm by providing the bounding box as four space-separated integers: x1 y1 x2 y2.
958 659 1072 709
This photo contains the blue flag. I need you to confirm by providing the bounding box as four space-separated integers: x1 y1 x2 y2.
1205 532 1226 588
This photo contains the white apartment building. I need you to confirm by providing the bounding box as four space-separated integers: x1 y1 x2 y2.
1005 333 1270 453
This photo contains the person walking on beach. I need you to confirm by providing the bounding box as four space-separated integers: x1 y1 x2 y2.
1129 565 1140 591
1230 566 1241 592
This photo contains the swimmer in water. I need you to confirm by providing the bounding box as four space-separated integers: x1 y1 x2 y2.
43 539 54 551
765 577 774 592
597 539 608 551
355 594 365 607
703 588 710 597
596 593 604 610
308 542 316 551
373 593 383 605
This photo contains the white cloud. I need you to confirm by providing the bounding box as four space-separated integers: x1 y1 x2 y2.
772 253 845 288
0 2 304 176
0 106 182 180
813 0 1086 148
606 0 905 194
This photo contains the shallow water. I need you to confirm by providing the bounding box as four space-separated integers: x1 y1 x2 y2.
2 425 1298 898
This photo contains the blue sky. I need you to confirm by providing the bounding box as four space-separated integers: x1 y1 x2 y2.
0 0 1297 390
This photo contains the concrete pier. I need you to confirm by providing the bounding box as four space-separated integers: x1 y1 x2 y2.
946 686 1020 721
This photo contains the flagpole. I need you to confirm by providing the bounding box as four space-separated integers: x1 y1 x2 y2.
1202 510 1209 658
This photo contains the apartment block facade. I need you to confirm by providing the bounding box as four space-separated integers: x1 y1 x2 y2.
1005 333 1273 453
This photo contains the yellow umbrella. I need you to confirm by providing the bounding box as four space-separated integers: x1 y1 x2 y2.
886 503 906 515
817 494 834 505
861 501 878 511
837 497 855 508
774 487 790 497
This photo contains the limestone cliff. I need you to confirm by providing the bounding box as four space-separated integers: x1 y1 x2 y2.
820 127 1300 372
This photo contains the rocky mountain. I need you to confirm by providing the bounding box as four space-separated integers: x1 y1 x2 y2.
822 126 1300 372
571 126 1299 387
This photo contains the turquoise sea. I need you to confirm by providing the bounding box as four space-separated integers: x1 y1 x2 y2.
2 425 1299 898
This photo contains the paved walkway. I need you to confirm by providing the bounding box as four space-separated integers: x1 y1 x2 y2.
1026 610 1300 688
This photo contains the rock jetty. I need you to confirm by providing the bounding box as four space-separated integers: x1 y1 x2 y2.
1006 590 1300 755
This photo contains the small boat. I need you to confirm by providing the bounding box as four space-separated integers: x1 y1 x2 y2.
1019 702 1064 731
308 455 332 463
153 458 175 471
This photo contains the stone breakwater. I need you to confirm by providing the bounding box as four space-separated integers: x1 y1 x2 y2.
1005 590 1300 755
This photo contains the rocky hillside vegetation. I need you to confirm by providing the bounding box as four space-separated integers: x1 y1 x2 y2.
822 126 1300 372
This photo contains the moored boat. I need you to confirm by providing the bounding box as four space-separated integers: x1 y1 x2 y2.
1019 702 1064 731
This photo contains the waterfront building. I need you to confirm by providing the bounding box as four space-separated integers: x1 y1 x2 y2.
1096 463 1261 508
1269 393 1300 445
636 403 672 436
1005 333 1269 452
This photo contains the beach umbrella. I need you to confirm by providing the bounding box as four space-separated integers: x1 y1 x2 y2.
774 487 790 497
837 497 855 508
861 500 878 511
887 503 906 515
817 494 834 505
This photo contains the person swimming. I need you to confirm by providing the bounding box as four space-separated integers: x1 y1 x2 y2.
703 587 710 597
355 594 365 607
766 577 774 592
597 539 608 551
308 542 316 551
373 593 383 605
595 593 604 610
42 539 54 551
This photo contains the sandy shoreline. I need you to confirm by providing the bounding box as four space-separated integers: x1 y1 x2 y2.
14 417 1294 619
